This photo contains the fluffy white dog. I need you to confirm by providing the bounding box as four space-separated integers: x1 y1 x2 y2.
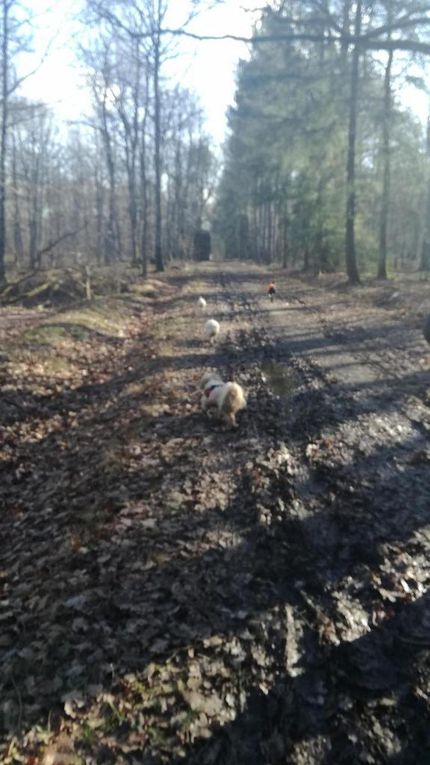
200 372 246 428
198 296 207 309
204 319 220 344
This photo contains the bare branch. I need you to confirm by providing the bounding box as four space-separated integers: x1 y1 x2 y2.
144 27 430 57
363 11 430 39
36 225 87 261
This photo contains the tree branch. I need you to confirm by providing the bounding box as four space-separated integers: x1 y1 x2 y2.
36 225 86 260
151 27 430 56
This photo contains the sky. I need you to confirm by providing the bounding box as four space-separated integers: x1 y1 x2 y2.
19 0 429 147
19 0 263 147
19 0 85 125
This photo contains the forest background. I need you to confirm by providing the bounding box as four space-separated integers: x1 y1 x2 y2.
1 1 430 288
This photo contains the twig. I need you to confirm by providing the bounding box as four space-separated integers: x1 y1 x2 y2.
9 674 23 733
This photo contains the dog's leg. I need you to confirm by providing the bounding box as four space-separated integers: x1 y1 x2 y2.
202 396 218 420
222 410 237 428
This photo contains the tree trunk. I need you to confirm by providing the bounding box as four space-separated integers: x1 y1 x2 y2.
84 264 92 300
95 166 104 266
140 112 149 279
100 92 120 263
127 145 138 264
377 22 393 280
29 144 42 270
282 224 288 268
340 0 352 64
120 55 140 265
420 115 430 271
153 13 163 273
11 132 23 265
0 0 9 285
251 178 259 263
267 199 272 264
345 0 362 285
303 248 309 272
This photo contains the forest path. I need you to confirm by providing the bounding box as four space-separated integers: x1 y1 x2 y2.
1 262 430 765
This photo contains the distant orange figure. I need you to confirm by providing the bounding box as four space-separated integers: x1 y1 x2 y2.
267 281 276 302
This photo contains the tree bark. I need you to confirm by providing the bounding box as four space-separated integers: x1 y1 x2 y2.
377 43 393 280
11 131 23 265
420 116 430 271
340 0 352 64
281 195 288 269
0 0 9 285
345 0 362 285
140 75 150 279
119 47 141 265
153 6 163 273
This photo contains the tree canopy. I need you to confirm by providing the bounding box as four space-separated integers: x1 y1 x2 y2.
214 1 430 280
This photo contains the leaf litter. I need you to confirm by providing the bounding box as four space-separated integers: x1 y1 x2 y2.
1 264 430 764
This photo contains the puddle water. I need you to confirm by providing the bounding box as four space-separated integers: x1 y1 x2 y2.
261 361 300 398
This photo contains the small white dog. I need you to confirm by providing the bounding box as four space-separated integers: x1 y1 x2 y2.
200 372 246 428
204 319 220 344
198 296 207 309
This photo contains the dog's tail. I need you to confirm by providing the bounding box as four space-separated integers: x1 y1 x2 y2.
223 383 247 412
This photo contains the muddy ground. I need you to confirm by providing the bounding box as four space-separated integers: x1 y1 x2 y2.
1 263 430 764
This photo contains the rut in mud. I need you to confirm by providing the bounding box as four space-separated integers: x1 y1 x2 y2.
1 263 430 765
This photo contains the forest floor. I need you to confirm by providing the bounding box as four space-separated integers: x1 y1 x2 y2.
1 262 430 765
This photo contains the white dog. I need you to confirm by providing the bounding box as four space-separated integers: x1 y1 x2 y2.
200 372 246 428
204 319 220 344
198 296 207 309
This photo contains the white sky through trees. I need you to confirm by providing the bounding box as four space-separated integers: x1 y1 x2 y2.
19 0 262 146
18 1 429 147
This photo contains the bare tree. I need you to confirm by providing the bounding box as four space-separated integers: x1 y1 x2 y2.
85 0 218 274
0 0 53 282
0 0 10 283
377 45 393 279
420 114 430 270
345 0 362 285
115 38 148 264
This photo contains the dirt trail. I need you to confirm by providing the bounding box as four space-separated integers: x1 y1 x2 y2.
1 263 430 765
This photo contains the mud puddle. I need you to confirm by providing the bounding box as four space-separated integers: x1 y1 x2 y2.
261 360 300 399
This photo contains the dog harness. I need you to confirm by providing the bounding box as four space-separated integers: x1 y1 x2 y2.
204 383 222 398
